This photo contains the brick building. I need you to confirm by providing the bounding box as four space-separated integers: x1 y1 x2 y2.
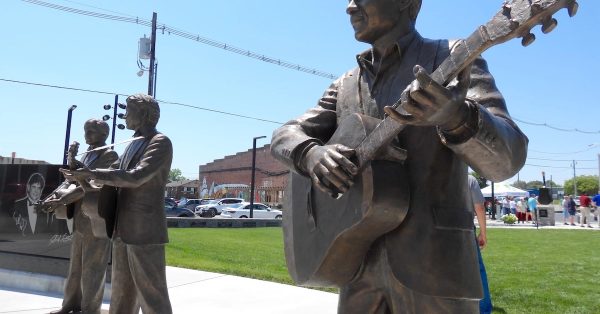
165 179 200 199
198 144 289 206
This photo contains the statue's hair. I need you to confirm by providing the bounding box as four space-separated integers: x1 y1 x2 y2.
84 118 110 140
403 0 422 22
126 93 160 127
27 172 45 188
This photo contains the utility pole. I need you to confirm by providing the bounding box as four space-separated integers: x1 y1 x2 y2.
148 12 157 96
572 160 577 196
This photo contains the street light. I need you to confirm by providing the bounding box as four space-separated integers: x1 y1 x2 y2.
62 105 77 166
250 136 266 218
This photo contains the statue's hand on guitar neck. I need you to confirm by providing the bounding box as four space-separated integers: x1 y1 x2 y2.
384 64 472 131
36 192 63 214
303 144 358 198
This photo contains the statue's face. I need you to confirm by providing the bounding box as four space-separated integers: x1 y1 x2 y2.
27 182 43 202
347 0 403 43
124 104 145 131
84 126 106 146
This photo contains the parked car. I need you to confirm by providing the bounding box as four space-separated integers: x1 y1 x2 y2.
179 198 203 210
165 197 178 208
164 205 196 217
220 202 283 219
195 198 244 217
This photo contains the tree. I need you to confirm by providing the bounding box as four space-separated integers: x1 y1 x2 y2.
469 171 488 188
512 180 527 189
169 168 187 182
564 175 599 196
525 180 543 190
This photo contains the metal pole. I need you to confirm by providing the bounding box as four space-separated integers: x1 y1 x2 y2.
148 12 157 96
491 181 495 220
111 95 118 144
572 160 577 196
62 105 77 166
597 154 600 194
249 136 266 218
153 63 158 98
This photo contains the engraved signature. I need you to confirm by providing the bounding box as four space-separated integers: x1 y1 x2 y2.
11 212 28 236
49 233 73 245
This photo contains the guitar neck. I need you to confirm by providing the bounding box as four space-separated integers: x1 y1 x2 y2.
354 28 491 168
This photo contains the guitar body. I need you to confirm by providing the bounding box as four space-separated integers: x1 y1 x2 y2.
80 185 117 239
284 114 410 287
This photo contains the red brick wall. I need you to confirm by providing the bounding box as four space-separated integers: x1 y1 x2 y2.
199 144 289 190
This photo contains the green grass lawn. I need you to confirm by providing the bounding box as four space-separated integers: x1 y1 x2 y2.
166 227 600 313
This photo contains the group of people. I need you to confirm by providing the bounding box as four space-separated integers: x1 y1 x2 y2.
562 192 600 228
494 195 538 223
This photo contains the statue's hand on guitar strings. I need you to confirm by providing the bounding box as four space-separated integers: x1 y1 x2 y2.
36 192 62 213
384 64 471 131
303 144 358 197
60 167 95 182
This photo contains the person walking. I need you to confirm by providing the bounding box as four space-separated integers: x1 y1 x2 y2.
579 192 592 228
592 191 600 228
468 175 492 314
567 195 577 226
528 194 539 224
562 195 570 225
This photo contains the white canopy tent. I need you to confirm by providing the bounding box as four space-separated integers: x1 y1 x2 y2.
481 183 529 198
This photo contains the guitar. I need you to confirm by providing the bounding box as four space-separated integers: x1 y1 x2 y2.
285 0 579 287
66 141 115 239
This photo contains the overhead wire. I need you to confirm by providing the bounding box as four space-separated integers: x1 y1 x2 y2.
0 77 284 125
20 0 337 80
513 117 600 135
13 0 600 134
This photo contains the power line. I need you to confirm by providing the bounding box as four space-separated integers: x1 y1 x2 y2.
525 163 597 170
20 0 337 80
528 157 596 162
513 117 600 135
529 145 599 155
0 77 284 125
1 76 597 134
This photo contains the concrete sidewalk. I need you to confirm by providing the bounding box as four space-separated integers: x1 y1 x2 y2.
0 266 338 314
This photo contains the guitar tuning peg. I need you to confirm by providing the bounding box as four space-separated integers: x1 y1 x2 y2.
502 2 511 15
568 1 579 17
521 33 536 47
542 17 558 34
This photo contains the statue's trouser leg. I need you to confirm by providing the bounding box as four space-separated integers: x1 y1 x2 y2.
109 237 172 314
109 237 140 314
338 242 479 314
80 231 110 314
61 231 83 311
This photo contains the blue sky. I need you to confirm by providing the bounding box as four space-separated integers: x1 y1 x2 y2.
1 0 598 186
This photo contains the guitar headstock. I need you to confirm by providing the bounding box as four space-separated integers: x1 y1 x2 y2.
484 0 578 47
67 141 80 170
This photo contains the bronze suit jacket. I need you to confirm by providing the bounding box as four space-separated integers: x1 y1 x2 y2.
271 33 528 298
95 129 172 245
64 148 118 234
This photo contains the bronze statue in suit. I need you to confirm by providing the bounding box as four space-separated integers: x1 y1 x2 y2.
271 0 528 312
62 94 173 314
43 119 118 314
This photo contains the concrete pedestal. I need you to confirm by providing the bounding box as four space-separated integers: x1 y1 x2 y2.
536 205 555 226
